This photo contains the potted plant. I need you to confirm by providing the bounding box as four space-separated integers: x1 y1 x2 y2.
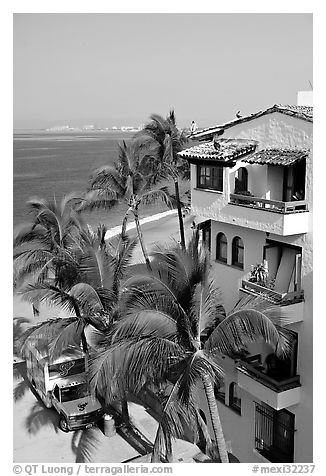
248 261 275 289
233 189 255 205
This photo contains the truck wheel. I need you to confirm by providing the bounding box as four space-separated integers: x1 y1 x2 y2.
59 416 69 433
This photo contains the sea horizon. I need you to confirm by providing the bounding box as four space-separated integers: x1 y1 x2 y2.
13 130 189 230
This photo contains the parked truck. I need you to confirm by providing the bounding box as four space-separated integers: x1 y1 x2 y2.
23 338 104 432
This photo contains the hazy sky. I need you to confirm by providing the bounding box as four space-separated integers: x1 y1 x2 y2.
13 13 312 129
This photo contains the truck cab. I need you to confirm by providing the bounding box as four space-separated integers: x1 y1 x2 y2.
51 375 104 432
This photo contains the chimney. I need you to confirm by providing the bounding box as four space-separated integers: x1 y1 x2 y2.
297 91 313 106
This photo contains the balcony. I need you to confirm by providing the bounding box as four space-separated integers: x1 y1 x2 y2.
240 248 304 323
227 193 309 236
240 282 304 324
229 193 308 213
241 279 304 303
237 361 301 411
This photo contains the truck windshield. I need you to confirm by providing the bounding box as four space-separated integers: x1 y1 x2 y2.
60 383 89 402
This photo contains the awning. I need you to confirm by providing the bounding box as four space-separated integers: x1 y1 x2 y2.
178 138 258 165
242 148 308 166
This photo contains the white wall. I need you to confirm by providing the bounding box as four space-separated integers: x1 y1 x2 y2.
210 220 266 312
267 165 284 201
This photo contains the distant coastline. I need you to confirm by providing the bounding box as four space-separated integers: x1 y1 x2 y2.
13 128 139 134
13 130 191 229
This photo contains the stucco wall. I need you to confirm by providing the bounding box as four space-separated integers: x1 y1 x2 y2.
191 111 313 462
224 114 313 207
267 165 284 201
210 221 266 312
191 113 312 237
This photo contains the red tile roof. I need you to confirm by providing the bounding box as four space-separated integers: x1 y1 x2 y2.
192 104 313 140
178 138 258 163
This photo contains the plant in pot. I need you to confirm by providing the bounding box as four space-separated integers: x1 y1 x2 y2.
234 188 255 205
248 261 275 289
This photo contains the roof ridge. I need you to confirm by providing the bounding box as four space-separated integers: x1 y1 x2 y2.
192 104 313 139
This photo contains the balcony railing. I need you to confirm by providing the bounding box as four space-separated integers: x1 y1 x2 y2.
229 194 308 214
237 361 300 393
241 279 304 304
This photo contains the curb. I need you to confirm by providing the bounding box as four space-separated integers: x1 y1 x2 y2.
104 209 178 240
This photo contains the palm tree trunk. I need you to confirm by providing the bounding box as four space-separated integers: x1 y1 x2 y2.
196 409 212 453
133 209 151 270
81 331 89 354
174 180 186 250
121 207 131 236
121 214 128 236
73 304 89 354
201 372 229 463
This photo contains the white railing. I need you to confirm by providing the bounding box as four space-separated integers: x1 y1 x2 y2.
229 194 308 213
241 279 304 304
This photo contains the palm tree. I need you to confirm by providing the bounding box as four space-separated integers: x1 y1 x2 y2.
14 194 85 308
81 137 172 269
138 111 189 249
18 225 137 360
89 231 290 463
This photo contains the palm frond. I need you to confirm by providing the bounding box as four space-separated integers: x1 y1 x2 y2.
175 350 223 406
231 294 285 323
59 192 85 214
18 282 80 315
20 318 77 357
110 234 138 295
26 196 51 213
204 308 290 357
79 189 119 212
190 279 224 339
13 317 31 353
14 254 55 290
13 223 48 247
68 283 107 314
121 274 190 334
90 165 125 195
48 320 85 361
73 428 102 463
13 379 30 402
77 242 115 289
89 336 182 402
112 309 179 342
151 370 200 462
139 186 172 208
25 401 59 435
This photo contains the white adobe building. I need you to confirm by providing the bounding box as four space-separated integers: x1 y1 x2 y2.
179 94 313 463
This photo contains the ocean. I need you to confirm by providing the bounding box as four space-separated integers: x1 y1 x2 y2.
13 131 188 230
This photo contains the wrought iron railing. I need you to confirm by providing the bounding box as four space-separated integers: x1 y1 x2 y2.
255 403 295 462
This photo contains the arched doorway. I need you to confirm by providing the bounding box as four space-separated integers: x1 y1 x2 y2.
235 167 248 193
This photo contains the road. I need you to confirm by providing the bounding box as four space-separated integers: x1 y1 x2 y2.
122 210 196 264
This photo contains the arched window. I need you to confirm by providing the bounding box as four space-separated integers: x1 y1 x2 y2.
232 236 244 269
229 383 241 414
235 167 248 193
216 232 227 263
